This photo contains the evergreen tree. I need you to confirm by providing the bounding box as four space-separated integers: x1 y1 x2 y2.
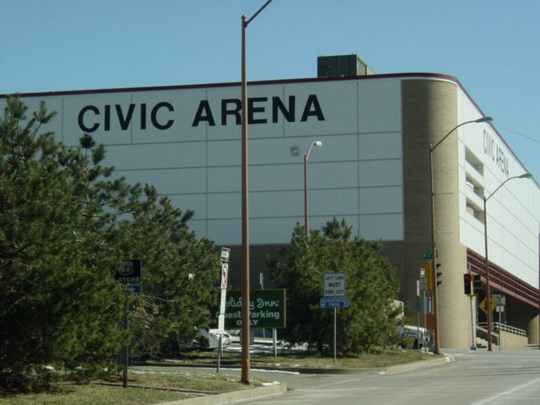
0 96 219 388
0 96 126 389
269 218 402 355
111 185 219 358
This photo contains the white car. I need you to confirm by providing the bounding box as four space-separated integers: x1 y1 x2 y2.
398 325 430 349
195 329 233 350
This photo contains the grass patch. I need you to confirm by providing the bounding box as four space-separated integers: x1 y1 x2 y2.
160 347 435 369
0 348 434 404
0 371 264 405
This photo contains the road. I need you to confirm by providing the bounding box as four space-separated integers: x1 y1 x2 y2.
238 348 540 405
134 346 540 404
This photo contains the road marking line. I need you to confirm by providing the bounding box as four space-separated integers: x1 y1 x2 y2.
470 376 540 405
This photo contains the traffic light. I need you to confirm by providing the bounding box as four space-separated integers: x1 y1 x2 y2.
436 263 442 287
473 274 482 294
463 273 472 295
424 261 433 292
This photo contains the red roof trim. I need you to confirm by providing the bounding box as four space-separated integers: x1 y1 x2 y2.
1 72 460 98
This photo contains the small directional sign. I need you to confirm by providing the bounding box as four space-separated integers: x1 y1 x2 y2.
122 285 142 294
320 297 349 308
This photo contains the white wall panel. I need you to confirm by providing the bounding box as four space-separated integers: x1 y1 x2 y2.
358 79 402 133
250 191 303 218
310 189 359 216
119 168 206 195
359 187 403 214
359 160 403 187
208 166 240 193
207 193 239 219
104 142 206 170
359 132 402 160
249 165 302 192
207 140 240 167
359 214 404 241
305 161 359 190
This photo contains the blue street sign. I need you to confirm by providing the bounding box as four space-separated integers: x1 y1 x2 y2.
122 285 141 294
320 297 349 308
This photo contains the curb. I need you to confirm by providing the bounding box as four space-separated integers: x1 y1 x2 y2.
250 354 455 375
154 383 287 405
144 355 453 404
379 354 455 374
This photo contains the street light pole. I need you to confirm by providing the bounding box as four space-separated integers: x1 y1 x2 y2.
240 0 273 385
429 116 493 355
304 141 322 236
483 173 532 351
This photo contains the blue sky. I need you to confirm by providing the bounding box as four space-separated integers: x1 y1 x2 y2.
1 0 539 180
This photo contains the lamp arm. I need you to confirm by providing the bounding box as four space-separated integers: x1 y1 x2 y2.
431 119 477 152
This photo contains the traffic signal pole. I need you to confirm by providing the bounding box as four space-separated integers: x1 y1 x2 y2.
469 294 477 350
428 146 441 355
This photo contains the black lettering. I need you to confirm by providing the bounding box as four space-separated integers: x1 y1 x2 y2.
192 100 215 127
78 105 99 133
151 102 174 130
115 104 135 130
140 103 147 130
248 97 267 124
104 105 111 131
301 94 325 122
222 99 241 125
272 96 295 123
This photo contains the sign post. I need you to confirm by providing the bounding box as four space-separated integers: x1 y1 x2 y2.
217 247 230 373
321 273 348 363
115 259 142 388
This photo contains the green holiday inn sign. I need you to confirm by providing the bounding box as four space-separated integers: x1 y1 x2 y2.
215 289 286 329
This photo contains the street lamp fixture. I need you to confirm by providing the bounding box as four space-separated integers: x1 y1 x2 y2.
240 0 273 385
429 116 493 355
484 172 532 351
304 141 323 236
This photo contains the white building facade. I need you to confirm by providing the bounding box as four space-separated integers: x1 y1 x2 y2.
3 68 539 348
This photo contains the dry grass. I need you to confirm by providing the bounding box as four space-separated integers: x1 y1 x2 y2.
0 371 261 405
0 348 434 404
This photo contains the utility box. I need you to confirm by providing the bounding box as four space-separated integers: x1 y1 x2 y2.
317 54 375 78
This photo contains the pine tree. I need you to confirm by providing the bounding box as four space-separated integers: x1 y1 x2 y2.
111 185 220 358
269 218 402 355
0 96 219 389
0 96 126 388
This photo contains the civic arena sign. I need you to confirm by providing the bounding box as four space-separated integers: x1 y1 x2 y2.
76 94 325 133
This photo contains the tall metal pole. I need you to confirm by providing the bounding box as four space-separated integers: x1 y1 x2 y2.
304 141 322 236
304 152 308 235
240 0 273 385
428 116 492 355
483 196 492 351
483 173 532 351
428 146 441 355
